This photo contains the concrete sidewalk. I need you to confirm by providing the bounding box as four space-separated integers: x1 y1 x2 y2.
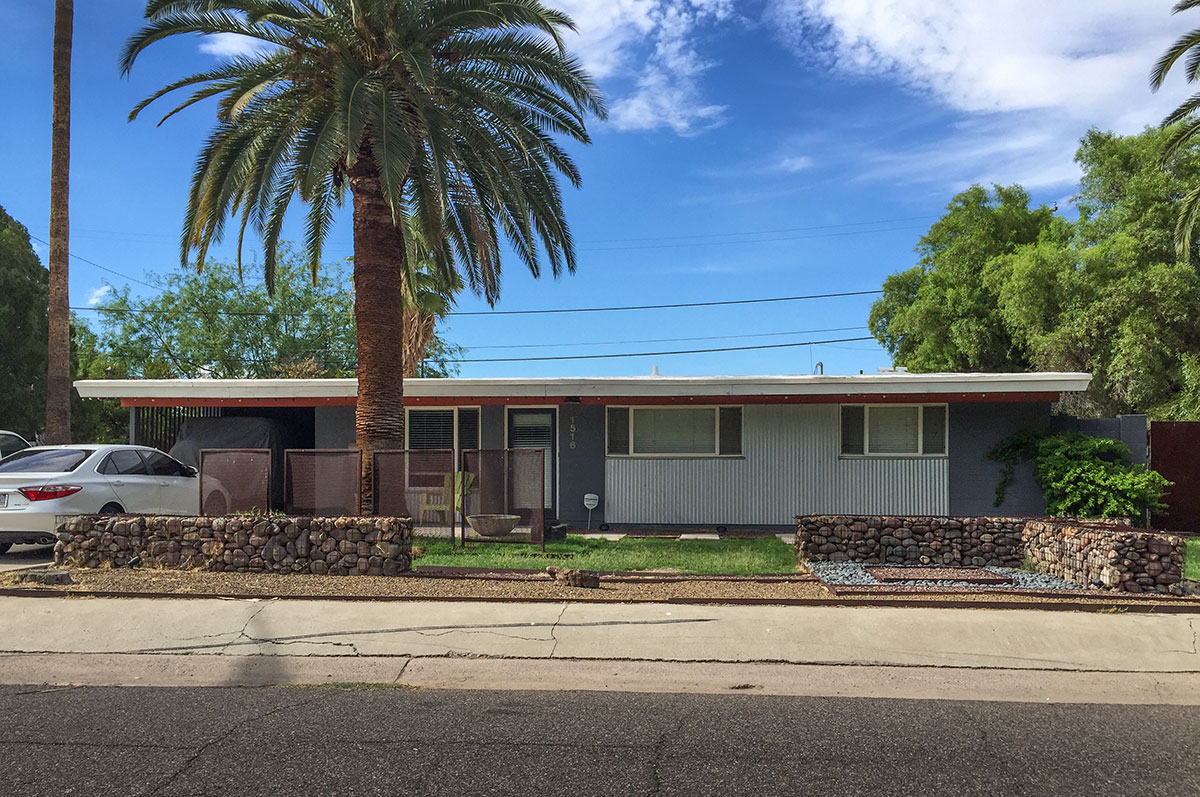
0 595 1196 672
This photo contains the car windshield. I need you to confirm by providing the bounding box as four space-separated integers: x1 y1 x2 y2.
0 448 93 473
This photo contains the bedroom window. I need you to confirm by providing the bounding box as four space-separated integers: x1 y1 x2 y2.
606 406 742 457
840 404 947 457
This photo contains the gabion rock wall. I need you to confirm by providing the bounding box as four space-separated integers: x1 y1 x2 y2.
55 515 413 576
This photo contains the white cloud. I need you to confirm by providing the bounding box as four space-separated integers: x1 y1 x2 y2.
765 0 1188 188
554 0 733 135
86 285 112 307
198 33 274 59
776 155 814 172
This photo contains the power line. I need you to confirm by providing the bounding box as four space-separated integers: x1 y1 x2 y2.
463 325 867 350
579 224 927 252
578 215 935 244
447 336 878 363
69 288 882 320
28 234 159 290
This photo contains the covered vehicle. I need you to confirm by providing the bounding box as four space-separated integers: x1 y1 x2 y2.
169 416 286 511
0 445 198 553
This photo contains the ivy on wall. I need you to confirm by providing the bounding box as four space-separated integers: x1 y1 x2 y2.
987 431 1170 519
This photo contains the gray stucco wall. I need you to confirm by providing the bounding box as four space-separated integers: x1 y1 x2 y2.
314 405 356 449
556 404 606 526
1052 415 1148 464
948 402 1052 517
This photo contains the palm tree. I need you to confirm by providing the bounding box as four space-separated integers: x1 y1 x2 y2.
1152 0 1200 261
46 0 73 444
121 1 605 510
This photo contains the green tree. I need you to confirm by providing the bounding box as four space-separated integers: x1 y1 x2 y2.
121 1 604 509
0 205 48 440
868 184 1054 372
994 128 1200 417
92 250 461 379
70 318 128 443
870 127 1200 418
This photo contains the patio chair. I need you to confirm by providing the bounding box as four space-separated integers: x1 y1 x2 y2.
418 471 475 525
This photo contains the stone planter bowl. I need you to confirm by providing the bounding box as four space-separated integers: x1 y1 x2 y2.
466 514 521 537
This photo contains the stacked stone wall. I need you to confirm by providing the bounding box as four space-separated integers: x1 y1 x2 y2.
795 515 1024 567
1023 519 1185 596
54 515 412 576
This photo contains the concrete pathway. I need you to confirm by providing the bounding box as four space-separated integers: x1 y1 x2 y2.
0 596 1196 672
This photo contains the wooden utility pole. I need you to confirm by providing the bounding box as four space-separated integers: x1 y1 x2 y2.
46 0 73 443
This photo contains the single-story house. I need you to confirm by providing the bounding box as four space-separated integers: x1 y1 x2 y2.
74 371 1146 529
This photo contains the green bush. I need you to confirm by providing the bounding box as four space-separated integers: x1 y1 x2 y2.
988 431 1170 518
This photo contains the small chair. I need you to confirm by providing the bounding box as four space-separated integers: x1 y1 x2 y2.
418 471 475 524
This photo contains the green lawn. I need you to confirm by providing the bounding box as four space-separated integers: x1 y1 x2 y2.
413 535 797 575
1186 537 1200 582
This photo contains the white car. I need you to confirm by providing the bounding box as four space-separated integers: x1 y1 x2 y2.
0 445 201 554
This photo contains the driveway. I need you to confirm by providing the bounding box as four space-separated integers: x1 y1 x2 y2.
0 545 53 573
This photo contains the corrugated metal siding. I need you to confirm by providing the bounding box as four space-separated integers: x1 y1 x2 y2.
604 405 948 525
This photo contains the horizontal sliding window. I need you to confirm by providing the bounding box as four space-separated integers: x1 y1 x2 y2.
607 406 742 457
840 404 947 457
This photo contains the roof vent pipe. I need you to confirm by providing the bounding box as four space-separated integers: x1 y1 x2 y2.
651 365 660 376
813 361 823 374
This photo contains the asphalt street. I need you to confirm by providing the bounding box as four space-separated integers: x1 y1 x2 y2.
1 685 1196 796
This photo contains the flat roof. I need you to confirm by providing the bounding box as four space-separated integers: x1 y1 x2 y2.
75 372 1092 407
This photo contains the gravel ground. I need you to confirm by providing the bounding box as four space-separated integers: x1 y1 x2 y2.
809 562 1083 591
0 566 1181 607
0 567 831 603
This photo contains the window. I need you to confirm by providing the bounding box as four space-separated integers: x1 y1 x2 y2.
840 405 947 456
606 406 742 457
100 449 148 475
0 433 28 458
406 408 479 452
142 451 187 477
0 448 92 473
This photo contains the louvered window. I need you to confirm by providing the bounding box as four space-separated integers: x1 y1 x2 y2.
840 405 948 457
606 406 742 457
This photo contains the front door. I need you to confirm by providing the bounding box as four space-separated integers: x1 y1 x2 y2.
507 409 555 517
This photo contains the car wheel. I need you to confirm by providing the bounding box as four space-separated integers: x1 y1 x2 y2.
99 503 124 515
0 543 11 556
203 492 228 517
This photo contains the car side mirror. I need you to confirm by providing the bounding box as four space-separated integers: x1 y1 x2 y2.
183 466 198 478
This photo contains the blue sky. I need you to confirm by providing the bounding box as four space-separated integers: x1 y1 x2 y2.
0 0 1189 378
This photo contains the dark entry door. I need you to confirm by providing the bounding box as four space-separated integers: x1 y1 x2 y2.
508 409 555 516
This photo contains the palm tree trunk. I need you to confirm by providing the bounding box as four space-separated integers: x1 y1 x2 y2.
348 157 407 515
45 0 73 444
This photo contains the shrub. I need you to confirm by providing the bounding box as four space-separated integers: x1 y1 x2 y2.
988 431 1170 518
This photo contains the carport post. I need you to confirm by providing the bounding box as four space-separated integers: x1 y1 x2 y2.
128 406 140 446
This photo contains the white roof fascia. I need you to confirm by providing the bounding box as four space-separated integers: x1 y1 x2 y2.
74 372 1092 400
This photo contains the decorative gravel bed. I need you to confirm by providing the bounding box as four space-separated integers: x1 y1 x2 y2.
808 562 1083 591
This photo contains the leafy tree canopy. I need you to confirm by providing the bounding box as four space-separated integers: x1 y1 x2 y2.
93 247 461 380
871 126 1200 418
0 205 48 440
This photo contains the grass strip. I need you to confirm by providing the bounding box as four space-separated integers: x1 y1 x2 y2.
414 535 796 575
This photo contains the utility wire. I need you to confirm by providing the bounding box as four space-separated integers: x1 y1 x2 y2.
28 234 159 290
579 224 927 252
462 325 867 350
452 336 877 363
69 288 882 320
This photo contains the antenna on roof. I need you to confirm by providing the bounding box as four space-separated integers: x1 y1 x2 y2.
813 361 824 374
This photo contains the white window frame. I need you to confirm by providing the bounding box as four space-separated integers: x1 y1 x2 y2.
839 403 948 458
605 405 744 458
405 406 481 455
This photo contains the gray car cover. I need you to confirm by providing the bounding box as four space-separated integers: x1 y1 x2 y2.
169 417 286 510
